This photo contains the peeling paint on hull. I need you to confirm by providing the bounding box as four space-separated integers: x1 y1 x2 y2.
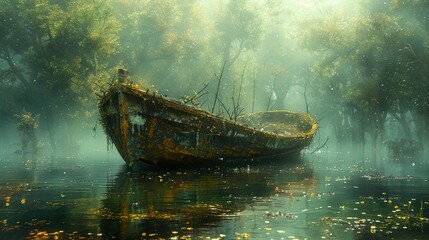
99 83 318 167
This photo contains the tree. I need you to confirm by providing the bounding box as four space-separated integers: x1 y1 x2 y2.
23 0 120 114
296 9 418 154
294 0 429 158
0 0 120 153
113 0 211 96
215 0 265 67
0 0 34 89
388 0 429 148
15 110 39 153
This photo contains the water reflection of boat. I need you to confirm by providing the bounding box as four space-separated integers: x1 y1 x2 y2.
99 162 316 239
98 69 318 167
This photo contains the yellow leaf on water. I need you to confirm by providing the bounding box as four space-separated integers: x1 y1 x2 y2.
242 233 250 238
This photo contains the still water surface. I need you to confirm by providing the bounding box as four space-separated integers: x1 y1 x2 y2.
1 151 428 239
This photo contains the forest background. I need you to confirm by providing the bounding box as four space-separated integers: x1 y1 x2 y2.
0 0 428 161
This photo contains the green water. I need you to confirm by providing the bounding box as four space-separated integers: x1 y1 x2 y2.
0 151 428 239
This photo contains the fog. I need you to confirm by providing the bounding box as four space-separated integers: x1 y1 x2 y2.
2 2 429 239
0 0 428 163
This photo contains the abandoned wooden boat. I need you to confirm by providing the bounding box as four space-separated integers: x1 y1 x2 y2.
98 69 318 167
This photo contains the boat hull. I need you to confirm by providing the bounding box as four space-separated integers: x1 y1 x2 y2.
99 83 318 166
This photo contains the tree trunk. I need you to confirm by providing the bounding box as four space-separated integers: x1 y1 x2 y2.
412 112 427 161
392 111 412 140
370 125 379 163
275 89 287 110
2 47 30 88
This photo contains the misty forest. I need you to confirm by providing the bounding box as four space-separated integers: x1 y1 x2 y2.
1 0 428 159
1 0 429 239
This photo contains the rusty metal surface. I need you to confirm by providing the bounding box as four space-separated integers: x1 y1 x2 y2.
99 82 318 166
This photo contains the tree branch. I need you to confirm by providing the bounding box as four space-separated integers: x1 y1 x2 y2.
2 47 29 88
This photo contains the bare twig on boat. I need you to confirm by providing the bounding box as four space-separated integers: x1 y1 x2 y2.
231 84 244 122
217 97 232 120
311 136 329 153
212 61 227 113
182 82 209 108
232 62 247 121
252 74 256 113
316 116 325 124
303 84 309 114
